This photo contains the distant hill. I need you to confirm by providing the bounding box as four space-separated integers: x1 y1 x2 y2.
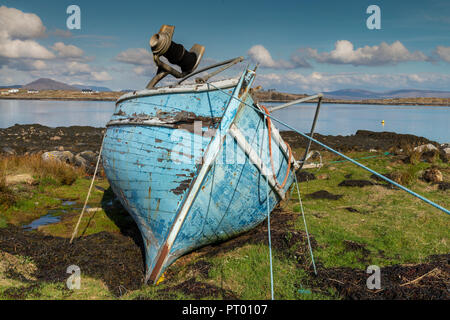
23 78 78 91
73 85 111 92
324 89 450 100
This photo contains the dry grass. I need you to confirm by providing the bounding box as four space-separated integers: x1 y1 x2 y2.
0 174 16 209
0 154 84 186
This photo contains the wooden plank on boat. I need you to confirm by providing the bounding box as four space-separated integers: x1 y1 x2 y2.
229 124 285 200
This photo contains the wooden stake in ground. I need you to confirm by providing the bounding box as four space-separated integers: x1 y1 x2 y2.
70 136 105 244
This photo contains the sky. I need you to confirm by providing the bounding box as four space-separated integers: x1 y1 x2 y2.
0 0 449 93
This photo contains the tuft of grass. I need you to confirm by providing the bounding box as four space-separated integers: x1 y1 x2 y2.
0 167 16 210
0 154 83 186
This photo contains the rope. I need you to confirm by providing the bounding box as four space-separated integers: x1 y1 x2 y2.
69 134 106 244
293 173 318 275
260 104 292 189
264 112 275 301
206 82 450 216
328 152 392 164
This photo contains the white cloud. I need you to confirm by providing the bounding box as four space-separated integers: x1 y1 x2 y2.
65 61 92 75
115 48 153 65
255 71 450 93
0 32 55 59
92 71 112 81
52 42 84 58
0 6 46 39
303 40 427 66
0 6 54 61
247 45 311 69
434 46 450 62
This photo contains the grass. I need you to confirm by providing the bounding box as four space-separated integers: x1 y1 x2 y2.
0 150 448 300
289 150 449 269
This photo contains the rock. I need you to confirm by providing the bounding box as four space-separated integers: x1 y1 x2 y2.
437 182 450 191
369 149 377 152
317 173 330 180
422 168 443 183
443 147 450 155
338 180 375 187
41 151 74 164
50 136 62 141
296 171 316 182
414 144 438 153
57 146 64 151
79 151 97 164
74 154 87 168
74 151 98 174
306 190 343 200
1 146 16 155
5 174 35 186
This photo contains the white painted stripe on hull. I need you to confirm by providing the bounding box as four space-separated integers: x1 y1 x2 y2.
229 124 285 200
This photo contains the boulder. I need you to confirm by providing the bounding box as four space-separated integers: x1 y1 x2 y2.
74 151 99 174
5 174 35 186
422 168 443 183
41 151 74 164
1 146 16 155
414 144 438 153
296 171 316 182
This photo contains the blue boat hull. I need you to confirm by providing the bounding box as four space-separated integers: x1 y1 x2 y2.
102 70 295 283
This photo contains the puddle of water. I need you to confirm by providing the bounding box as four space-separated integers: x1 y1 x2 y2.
62 200 77 206
23 214 62 230
23 198 92 231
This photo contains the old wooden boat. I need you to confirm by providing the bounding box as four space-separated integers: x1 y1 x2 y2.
101 25 311 283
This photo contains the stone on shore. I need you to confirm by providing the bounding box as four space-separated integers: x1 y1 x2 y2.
5 173 35 186
414 144 438 153
1 146 16 155
41 151 74 164
422 168 443 183
74 151 98 174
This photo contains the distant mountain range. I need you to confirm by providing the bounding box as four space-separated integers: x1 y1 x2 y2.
0 78 112 92
323 89 450 100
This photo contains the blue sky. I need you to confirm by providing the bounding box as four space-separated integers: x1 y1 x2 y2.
0 0 449 92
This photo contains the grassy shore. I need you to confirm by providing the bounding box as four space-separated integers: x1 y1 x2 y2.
0 146 449 300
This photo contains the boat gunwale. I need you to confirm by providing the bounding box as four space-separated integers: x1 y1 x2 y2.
116 78 240 105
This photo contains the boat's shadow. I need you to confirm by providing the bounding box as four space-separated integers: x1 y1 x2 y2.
86 186 146 265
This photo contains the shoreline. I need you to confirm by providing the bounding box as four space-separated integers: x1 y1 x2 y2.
1 93 449 106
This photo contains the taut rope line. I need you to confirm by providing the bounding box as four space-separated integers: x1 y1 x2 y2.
70 134 106 244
